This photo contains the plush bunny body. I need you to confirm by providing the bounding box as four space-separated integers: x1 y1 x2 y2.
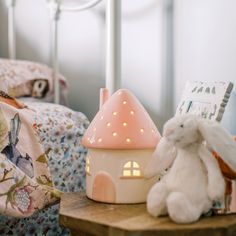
145 114 236 223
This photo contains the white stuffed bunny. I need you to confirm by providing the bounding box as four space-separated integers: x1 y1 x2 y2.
145 114 236 224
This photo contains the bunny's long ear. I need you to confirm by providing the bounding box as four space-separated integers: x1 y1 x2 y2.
144 137 176 178
198 119 236 172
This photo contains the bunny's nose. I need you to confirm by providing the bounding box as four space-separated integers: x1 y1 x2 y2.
164 128 174 137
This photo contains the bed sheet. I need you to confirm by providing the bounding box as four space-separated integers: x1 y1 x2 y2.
28 102 89 192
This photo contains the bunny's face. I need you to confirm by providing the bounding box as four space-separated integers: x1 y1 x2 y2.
163 115 201 148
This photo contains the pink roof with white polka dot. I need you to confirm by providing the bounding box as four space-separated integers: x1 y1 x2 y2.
82 89 161 149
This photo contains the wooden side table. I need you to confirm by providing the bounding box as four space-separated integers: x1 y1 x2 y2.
59 191 236 236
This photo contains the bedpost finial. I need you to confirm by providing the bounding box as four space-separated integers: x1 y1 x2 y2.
5 0 16 7
47 0 61 21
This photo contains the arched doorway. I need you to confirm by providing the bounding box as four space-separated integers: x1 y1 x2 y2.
92 171 116 203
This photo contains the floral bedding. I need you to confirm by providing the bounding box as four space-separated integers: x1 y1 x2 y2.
0 58 68 105
0 96 89 235
29 102 89 193
0 102 57 217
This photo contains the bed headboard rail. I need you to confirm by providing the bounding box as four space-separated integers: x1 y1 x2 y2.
49 1 60 104
106 0 121 96
6 0 16 60
5 0 121 104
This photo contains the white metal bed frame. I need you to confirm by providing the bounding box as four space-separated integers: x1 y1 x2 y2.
5 0 121 104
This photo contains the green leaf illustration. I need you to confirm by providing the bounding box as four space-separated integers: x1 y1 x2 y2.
0 176 26 210
36 175 53 187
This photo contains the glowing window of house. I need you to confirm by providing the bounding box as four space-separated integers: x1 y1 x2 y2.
122 161 141 177
86 157 90 174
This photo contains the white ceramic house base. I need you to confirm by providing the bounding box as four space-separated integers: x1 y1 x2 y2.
86 148 156 204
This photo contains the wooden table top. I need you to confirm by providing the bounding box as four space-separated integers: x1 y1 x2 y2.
59 191 236 236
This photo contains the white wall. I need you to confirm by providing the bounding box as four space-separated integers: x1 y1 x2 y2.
122 0 167 129
174 0 236 133
2 0 236 133
0 0 168 131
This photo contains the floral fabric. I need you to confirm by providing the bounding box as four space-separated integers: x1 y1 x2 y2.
29 102 89 193
0 101 89 235
0 102 57 217
0 204 69 236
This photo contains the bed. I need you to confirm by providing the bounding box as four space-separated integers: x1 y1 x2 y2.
0 56 89 234
0 0 121 235
0 0 122 234
0 100 89 235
